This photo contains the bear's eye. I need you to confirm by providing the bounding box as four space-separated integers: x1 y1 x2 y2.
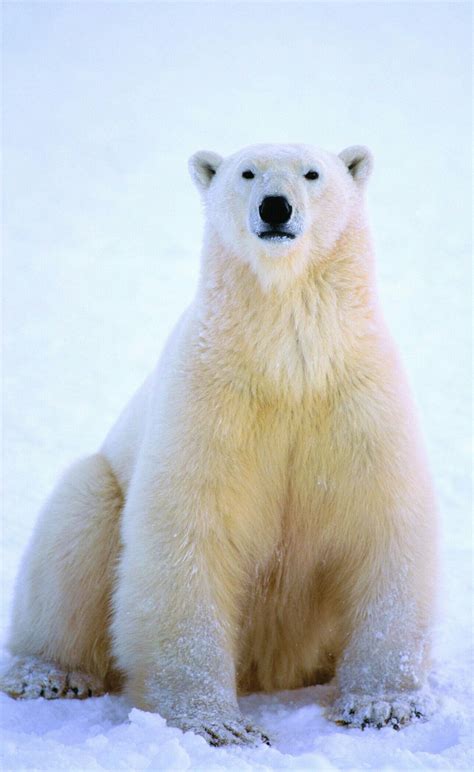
242 170 255 179
304 170 319 180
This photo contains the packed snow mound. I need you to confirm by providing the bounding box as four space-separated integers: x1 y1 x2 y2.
0 680 472 770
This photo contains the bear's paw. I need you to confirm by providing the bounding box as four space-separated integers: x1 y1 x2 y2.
182 715 270 747
328 691 435 730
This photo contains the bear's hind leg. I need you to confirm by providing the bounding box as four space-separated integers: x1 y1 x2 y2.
3 453 123 699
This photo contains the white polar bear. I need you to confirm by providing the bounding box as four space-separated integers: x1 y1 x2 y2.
2 144 438 746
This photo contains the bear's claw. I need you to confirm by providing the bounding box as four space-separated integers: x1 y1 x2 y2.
184 716 270 747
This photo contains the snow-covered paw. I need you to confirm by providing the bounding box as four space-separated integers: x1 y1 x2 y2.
0 656 105 700
185 716 270 747
328 692 434 730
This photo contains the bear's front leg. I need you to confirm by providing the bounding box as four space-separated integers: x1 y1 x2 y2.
329 540 436 730
111 399 273 747
320 376 438 731
114 495 269 745
329 577 432 729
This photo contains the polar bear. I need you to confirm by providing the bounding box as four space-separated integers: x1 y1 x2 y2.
2 144 437 746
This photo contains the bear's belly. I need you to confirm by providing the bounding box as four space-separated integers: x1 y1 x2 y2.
234 409 354 693
236 539 346 694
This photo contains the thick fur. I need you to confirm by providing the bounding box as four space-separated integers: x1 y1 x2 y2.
2 144 437 745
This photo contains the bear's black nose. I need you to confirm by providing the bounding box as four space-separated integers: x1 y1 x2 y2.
259 196 292 226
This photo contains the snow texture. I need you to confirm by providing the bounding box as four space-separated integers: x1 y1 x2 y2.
2 2 472 770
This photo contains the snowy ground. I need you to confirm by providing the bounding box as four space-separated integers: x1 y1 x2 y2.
2 2 472 770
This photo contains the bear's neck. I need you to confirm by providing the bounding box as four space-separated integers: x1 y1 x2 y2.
195 221 382 401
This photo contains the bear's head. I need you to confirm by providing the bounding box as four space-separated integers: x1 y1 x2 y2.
189 143 373 291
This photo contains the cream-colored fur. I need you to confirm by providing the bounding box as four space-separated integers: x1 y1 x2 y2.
2 144 437 745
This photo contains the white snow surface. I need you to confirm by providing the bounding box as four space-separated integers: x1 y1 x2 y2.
2 2 472 770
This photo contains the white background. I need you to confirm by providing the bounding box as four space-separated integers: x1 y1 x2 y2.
2 2 472 769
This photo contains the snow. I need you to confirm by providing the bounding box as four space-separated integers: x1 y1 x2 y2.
1 1 472 770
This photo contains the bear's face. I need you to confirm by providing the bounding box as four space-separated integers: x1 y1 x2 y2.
189 144 373 289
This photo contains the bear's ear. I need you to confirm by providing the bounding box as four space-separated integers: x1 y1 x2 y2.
188 150 223 192
338 145 373 186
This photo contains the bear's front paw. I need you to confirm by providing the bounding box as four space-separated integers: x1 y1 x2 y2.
328 691 434 730
182 715 270 747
